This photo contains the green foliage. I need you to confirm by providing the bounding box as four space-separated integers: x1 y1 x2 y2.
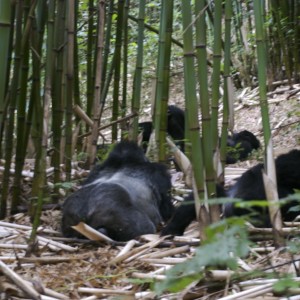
154 217 250 295
54 181 76 191
273 275 300 294
226 142 243 162
287 239 300 254
96 143 114 162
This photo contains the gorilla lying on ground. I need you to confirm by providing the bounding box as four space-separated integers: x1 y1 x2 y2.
224 149 300 225
62 141 174 241
162 149 300 236
226 130 260 164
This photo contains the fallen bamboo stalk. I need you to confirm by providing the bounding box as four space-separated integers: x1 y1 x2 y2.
115 239 136 258
206 270 235 281
124 237 167 263
78 287 135 296
219 283 273 300
131 272 166 281
33 235 77 252
140 245 190 259
80 296 98 300
248 227 300 234
0 243 28 249
140 257 187 264
239 277 300 287
111 236 166 264
0 221 32 230
0 260 40 300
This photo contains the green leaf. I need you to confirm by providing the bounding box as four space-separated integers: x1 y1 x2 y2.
154 218 250 295
273 276 300 293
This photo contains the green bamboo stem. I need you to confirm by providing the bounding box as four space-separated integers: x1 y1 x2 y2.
65 0 75 181
181 1 207 237
154 1 166 152
210 0 222 151
121 0 129 125
220 0 232 170
0 2 24 218
11 1 32 212
254 0 283 246
88 0 105 165
52 0 66 194
130 0 145 141
0 1 12 140
73 0 82 126
158 0 173 163
195 0 218 222
293 0 299 81
86 0 95 119
111 0 125 141
29 0 55 219
270 0 292 86
101 0 114 93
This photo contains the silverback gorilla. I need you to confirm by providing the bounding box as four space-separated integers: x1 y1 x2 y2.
162 149 300 236
62 141 174 241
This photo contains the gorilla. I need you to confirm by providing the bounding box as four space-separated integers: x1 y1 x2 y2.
161 185 226 236
162 149 300 236
138 121 153 152
224 149 300 226
62 141 174 241
167 105 185 151
226 130 261 164
139 106 259 164
139 105 185 152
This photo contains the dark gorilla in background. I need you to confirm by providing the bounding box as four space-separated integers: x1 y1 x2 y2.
162 149 300 236
139 106 260 164
62 141 174 241
226 130 261 164
139 105 186 152
167 105 185 151
138 121 153 152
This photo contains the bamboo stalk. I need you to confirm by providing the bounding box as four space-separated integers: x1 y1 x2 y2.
140 258 187 264
78 287 134 296
218 282 273 300
131 272 166 281
130 0 146 141
140 245 190 259
111 0 125 141
181 0 207 240
0 260 40 300
87 0 106 165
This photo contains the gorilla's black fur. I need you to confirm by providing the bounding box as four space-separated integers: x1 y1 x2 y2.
139 105 185 152
140 106 260 164
226 130 260 164
162 150 300 236
62 141 174 241
224 149 300 226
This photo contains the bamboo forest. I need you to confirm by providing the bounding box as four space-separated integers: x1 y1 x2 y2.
0 0 300 299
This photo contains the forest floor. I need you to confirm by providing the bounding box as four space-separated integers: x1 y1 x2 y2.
0 83 300 299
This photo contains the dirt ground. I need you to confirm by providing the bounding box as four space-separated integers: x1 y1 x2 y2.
0 83 300 299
